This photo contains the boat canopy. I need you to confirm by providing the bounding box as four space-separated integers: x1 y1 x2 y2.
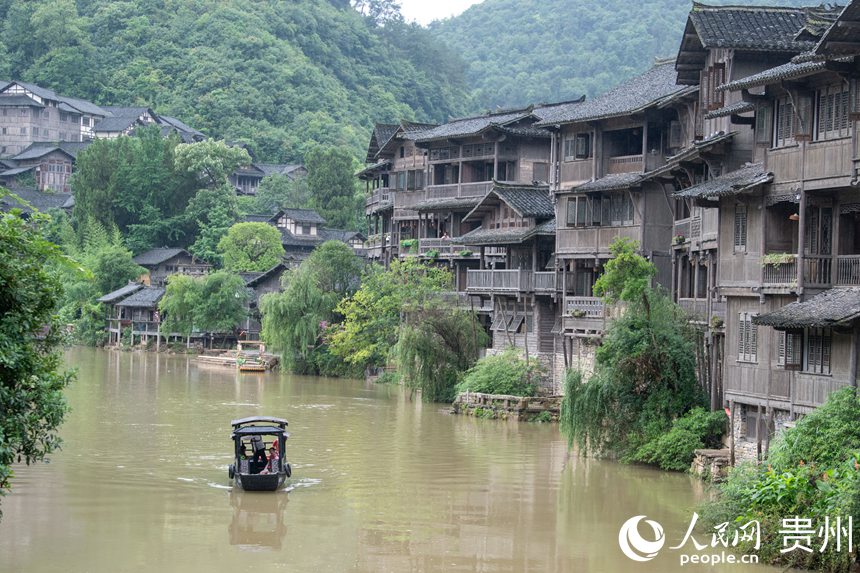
232 426 289 437
231 416 288 428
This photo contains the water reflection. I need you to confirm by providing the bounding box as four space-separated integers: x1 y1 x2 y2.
228 490 288 550
0 348 776 573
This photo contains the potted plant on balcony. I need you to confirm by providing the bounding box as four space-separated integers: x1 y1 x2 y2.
458 249 473 257
673 234 686 245
425 249 440 260
710 315 724 329
570 308 587 318
760 253 795 267
400 238 418 254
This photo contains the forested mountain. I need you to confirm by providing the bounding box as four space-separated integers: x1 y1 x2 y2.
0 0 471 162
431 0 816 110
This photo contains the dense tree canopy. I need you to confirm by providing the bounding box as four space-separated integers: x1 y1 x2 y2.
0 0 472 162
217 222 285 272
305 146 362 230
431 0 812 109
0 199 74 516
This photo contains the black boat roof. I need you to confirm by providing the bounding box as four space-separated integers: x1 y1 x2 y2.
232 426 289 437
231 416 288 427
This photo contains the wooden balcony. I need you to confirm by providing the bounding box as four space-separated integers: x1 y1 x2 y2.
533 271 576 294
425 181 494 199
803 255 832 287
466 269 533 294
606 154 643 175
762 255 797 288
418 238 477 258
677 298 725 325
837 255 860 286
562 296 609 333
365 187 391 210
556 225 640 255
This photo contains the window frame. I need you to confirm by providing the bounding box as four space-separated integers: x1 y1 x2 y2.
814 83 850 141
803 327 832 375
737 312 758 363
733 203 747 253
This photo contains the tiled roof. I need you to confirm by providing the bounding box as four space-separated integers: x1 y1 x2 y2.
534 62 689 126
815 1 860 55
754 288 860 328
12 141 91 161
115 286 165 308
356 160 391 178
674 163 773 199
718 58 836 92
256 163 304 177
132 248 189 267
0 95 44 107
459 218 556 246
704 101 755 119
493 183 554 218
243 263 287 288
0 187 72 213
97 283 144 304
415 109 532 142
0 166 36 177
573 172 645 193
414 197 482 212
158 115 203 136
687 3 819 52
93 115 141 133
464 182 553 222
366 123 400 161
280 229 324 248
460 226 532 246
282 208 326 224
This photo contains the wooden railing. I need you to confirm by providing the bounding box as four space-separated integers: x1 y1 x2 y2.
533 272 556 292
466 269 533 293
678 298 708 321
673 218 691 243
837 255 860 285
418 238 475 257
762 255 797 286
606 154 643 174
564 296 605 318
425 180 494 199
365 187 391 208
803 255 832 287
485 246 507 257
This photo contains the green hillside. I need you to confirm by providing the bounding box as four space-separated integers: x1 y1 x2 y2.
0 0 472 161
431 0 816 110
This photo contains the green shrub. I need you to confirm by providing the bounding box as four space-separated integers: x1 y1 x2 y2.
377 371 400 385
632 408 726 471
400 239 418 253
700 388 860 571
530 411 553 423
425 248 440 259
456 348 542 397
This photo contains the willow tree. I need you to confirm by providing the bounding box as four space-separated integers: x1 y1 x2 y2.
560 238 704 461
261 241 363 374
395 306 489 402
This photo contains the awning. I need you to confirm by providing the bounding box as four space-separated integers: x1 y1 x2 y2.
754 288 860 328
674 163 772 199
704 101 755 120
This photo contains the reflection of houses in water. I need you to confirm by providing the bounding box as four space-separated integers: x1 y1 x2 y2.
228 490 288 550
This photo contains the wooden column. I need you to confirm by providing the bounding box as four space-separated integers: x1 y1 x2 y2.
493 140 499 181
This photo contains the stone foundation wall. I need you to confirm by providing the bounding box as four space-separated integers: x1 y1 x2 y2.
730 403 793 463
452 392 561 422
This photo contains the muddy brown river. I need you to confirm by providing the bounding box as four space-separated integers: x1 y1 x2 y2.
0 348 774 572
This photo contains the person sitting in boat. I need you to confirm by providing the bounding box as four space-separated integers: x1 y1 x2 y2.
249 435 267 472
260 447 279 475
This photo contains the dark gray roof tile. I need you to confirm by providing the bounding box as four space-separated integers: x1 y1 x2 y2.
535 62 689 126
416 109 532 142
97 283 144 304
754 288 860 328
115 286 165 308
674 163 773 199
281 208 326 224
132 248 189 266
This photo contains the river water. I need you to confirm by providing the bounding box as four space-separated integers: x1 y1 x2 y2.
0 348 773 573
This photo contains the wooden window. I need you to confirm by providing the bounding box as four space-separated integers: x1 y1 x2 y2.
609 192 634 226
574 133 591 159
755 103 773 146
733 204 747 252
804 327 832 375
563 137 576 160
815 83 850 140
566 196 590 227
19 127 26 135
777 330 803 368
669 121 683 148
774 96 795 147
708 63 725 110
738 312 758 363
533 162 548 182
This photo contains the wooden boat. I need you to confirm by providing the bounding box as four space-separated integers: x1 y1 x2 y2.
228 416 292 491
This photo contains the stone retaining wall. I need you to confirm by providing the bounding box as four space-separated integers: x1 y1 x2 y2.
451 391 561 422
